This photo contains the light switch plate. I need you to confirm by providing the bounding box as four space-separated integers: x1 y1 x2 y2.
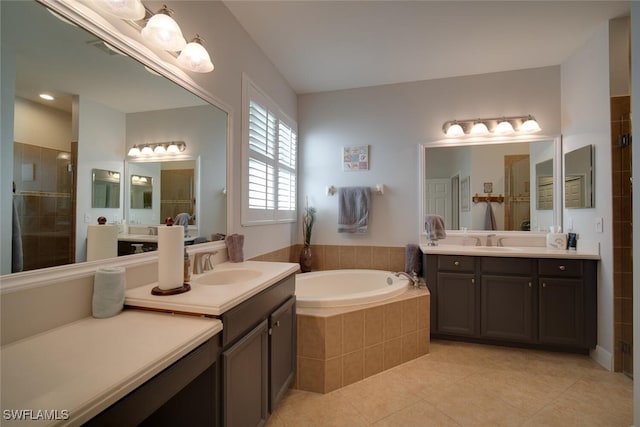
595 217 603 233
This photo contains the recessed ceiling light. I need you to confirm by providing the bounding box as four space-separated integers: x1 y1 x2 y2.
39 93 55 101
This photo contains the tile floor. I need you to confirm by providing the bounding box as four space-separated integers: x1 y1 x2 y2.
267 340 633 426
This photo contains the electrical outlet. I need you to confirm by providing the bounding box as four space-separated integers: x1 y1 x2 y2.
84 213 91 224
595 217 603 233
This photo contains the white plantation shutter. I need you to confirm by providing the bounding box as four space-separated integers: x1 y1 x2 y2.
243 77 297 224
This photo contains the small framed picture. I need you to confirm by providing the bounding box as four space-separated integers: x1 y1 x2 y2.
343 145 369 171
483 182 493 193
461 176 470 212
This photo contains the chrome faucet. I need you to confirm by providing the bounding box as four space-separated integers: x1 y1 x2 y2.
394 271 420 287
193 251 218 274
486 234 497 247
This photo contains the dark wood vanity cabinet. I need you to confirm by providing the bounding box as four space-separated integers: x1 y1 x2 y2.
220 275 296 427
424 254 597 352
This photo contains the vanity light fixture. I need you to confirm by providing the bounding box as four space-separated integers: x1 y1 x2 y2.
177 35 214 73
442 115 541 137
141 5 186 52
128 141 187 157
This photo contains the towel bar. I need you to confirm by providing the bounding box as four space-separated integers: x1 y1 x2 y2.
326 184 384 196
472 193 504 204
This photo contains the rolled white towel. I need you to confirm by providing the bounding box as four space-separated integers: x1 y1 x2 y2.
92 266 126 318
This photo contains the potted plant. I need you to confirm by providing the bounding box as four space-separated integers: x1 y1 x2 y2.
300 198 316 272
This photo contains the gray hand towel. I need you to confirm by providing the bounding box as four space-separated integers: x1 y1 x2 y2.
404 244 422 276
226 234 245 262
92 267 126 319
484 201 497 230
424 215 446 240
338 187 371 233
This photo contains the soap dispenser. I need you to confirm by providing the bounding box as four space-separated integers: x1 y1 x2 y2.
183 248 191 283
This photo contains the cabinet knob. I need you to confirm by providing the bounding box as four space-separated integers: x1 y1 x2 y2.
454 261 460 266
558 265 566 271
543 283 547 288
528 282 532 288
471 278 475 284
275 320 281 328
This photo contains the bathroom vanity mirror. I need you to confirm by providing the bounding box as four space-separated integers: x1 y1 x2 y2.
535 159 554 210
1 0 229 275
129 174 153 210
92 168 121 209
564 145 594 208
420 135 561 233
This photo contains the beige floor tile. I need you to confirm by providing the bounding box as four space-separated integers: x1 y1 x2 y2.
372 399 462 426
272 389 367 427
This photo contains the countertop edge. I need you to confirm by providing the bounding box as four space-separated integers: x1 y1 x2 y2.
420 245 600 260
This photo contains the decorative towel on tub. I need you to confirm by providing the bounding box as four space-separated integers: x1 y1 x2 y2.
338 186 370 233
484 201 497 230
404 244 422 276
424 215 446 240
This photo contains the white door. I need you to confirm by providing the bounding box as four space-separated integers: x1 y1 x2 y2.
425 179 451 228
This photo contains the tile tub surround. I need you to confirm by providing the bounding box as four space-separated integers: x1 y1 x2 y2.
296 289 429 393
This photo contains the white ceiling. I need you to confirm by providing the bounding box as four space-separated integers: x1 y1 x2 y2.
224 0 631 94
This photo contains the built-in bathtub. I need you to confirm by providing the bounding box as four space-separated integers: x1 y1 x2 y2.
295 269 410 308
294 269 430 394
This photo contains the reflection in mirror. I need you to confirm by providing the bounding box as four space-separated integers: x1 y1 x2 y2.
92 168 121 208
130 174 152 209
0 1 228 275
564 145 594 208
535 159 554 210
422 138 559 232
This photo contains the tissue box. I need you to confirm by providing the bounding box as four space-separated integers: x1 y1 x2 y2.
546 233 567 250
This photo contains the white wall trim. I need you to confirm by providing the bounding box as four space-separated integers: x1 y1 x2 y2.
590 345 613 371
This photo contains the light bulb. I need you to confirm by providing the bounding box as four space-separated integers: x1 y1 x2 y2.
128 146 140 156
177 36 214 73
154 145 166 154
470 121 489 135
520 116 541 133
141 8 186 52
445 122 465 137
494 120 514 135
141 146 154 155
92 0 145 20
167 143 180 153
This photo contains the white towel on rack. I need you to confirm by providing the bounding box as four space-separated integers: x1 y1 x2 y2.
338 187 370 233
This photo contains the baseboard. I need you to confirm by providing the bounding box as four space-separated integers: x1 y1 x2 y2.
590 345 613 371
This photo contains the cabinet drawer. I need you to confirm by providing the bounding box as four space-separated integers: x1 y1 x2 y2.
481 257 534 275
438 255 475 272
538 259 583 278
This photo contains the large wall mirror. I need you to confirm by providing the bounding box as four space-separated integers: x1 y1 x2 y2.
420 136 562 234
0 0 228 276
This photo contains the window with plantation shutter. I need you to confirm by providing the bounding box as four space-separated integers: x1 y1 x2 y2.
242 76 298 224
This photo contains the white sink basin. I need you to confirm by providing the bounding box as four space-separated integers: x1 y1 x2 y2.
479 246 524 252
192 268 263 286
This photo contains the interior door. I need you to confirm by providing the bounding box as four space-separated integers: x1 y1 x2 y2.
425 178 451 228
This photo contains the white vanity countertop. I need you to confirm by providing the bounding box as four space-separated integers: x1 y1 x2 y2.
420 244 600 260
125 260 300 316
0 310 222 427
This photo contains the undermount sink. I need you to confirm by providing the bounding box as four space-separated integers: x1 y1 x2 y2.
192 268 263 286
478 246 524 252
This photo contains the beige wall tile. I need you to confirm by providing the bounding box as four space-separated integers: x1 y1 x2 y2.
364 343 384 378
325 357 343 393
339 246 356 269
343 310 365 353
383 301 402 340
354 246 373 269
298 357 325 393
326 315 343 358
365 306 384 346
389 247 406 272
383 337 403 370
401 331 418 363
417 328 430 356
298 315 326 359
324 245 341 270
401 298 418 334
417 295 430 330
343 350 364 386
371 247 391 271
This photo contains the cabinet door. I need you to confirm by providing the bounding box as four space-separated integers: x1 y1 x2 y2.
269 296 296 413
223 319 268 427
539 278 584 347
481 275 533 342
436 272 476 336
